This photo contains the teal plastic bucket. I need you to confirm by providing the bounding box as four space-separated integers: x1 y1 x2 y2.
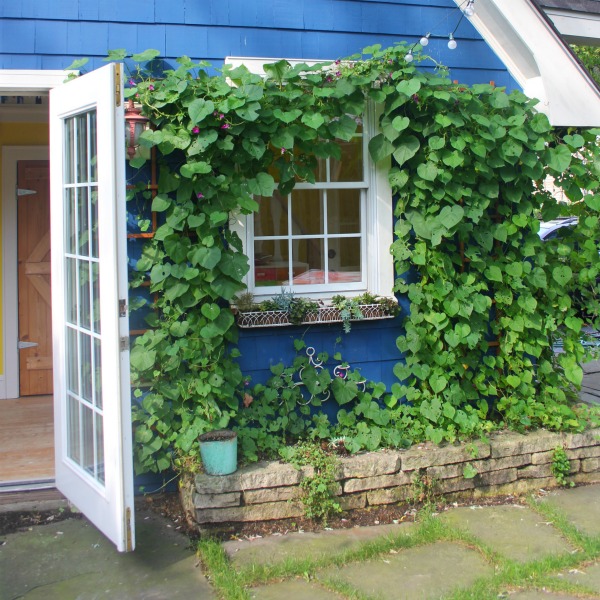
198 429 238 475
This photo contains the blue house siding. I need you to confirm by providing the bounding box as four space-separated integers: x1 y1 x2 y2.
2 0 516 461
0 0 513 86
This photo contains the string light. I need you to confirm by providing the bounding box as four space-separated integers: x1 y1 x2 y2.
402 0 475 61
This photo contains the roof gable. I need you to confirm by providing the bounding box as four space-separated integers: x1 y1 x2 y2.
453 0 600 126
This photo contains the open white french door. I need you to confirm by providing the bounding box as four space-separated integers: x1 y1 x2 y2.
49 63 135 552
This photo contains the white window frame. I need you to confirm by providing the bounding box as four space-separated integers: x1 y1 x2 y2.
227 58 394 301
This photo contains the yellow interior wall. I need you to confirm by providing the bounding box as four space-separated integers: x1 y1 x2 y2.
0 122 49 376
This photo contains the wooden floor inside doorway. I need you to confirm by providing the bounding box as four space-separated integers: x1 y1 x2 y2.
0 395 54 485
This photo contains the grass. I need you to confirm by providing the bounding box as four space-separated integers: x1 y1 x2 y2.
196 495 600 600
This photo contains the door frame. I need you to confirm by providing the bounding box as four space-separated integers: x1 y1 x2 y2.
1 146 49 399
0 70 66 399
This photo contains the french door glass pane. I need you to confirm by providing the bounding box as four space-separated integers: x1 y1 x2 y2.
63 109 104 486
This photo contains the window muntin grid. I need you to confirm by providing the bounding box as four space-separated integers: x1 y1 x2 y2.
63 109 105 485
251 132 366 292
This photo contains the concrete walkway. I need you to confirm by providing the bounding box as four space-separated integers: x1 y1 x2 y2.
1 484 599 599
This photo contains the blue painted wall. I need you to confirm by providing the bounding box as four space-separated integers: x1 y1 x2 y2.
1 0 514 87
3 0 515 393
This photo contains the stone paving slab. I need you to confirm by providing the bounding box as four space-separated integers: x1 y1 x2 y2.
319 541 492 600
249 578 344 600
542 484 600 538
0 509 215 600
554 561 600 595
440 504 573 563
224 522 412 569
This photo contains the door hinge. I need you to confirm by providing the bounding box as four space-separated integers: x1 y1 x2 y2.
119 299 128 317
17 188 37 197
115 63 122 108
18 340 39 349
119 336 129 351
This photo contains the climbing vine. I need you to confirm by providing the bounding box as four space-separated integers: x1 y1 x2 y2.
112 44 600 475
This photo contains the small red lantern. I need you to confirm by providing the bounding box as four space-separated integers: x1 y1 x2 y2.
124 99 149 159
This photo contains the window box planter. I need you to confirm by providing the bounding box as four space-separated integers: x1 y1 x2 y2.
235 303 396 329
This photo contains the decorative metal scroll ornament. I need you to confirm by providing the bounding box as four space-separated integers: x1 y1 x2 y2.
282 346 367 406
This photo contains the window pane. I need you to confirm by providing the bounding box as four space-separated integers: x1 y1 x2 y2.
89 111 98 182
76 113 89 183
96 415 105 484
67 395 81 465
327 190 361 234
291 239 324 285
330 136 363 182
80 331 93 403
78 187 90 256
81 403 94 475
64 119 75 184
67 327 79 395
254 240 290 287
328 237 362 281
94 337 102 409
254 192 288 237
291 189 323 236
65 187 76 254
66 257 77 325
79 261 91 330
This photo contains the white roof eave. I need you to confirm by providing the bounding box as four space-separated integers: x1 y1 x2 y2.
452 0 600 127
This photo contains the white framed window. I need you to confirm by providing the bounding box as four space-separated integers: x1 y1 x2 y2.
228 58 394 301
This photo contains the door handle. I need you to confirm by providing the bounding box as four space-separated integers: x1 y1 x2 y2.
18 340 39 349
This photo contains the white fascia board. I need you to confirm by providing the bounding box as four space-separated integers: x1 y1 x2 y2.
0 70 74 93
452 0 600 127
544 9 600 45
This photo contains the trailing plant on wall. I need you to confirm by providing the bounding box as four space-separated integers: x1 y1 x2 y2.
109 43 600 475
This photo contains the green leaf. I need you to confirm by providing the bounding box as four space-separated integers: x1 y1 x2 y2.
552 265 573 286
273 108 302 124
247 172 276 197
429 374 447 394
463 464 478 479
189 246 221 269
368 133 395 163
485 265 503 282
547 145 572 174
180 161 212 178
392 135 420 167
558 354 583 386
530 113 552 133
201 303 221 321
396 79 421 97
301 112 325 130
188 98 215 125
392 116 410 133
428 136 445 150
151 194 171 212
210 275 243 300
103 49 127 62
131 49 161 62
65 57 90 71
441 150 464 168
417 161 438 181
130 345 156 372
331 377 358 405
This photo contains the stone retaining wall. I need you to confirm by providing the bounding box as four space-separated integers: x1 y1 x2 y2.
181 428 600 528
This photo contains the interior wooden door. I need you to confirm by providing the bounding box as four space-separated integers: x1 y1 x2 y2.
17 160 52 396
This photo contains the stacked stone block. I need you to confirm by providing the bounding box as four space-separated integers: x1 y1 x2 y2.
182 428 600 528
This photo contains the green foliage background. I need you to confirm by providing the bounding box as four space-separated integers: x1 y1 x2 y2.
117 44 600 475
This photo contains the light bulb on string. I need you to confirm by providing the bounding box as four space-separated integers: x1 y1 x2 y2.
448 33 457 50
405 51 414 63
464 1 475 17
419 33 430 47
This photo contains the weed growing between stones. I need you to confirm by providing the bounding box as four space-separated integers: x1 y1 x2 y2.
551 446 575 487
